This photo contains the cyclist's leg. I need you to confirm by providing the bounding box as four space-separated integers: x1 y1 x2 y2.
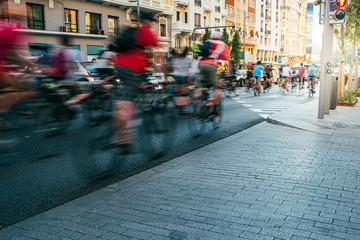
111 66 138 146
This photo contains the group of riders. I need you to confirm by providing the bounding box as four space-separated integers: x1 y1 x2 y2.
0 9 231 153
241 61 319 95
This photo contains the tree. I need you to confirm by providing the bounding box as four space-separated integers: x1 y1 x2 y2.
202 28 211 43
231 29 241 65
222 28 230 47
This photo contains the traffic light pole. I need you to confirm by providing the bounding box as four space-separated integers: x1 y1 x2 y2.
324 24 334 115
318 0 331 119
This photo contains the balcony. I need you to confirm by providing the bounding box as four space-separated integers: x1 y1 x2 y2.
203 0 212 11
174 0 189 6
280 5 290 10
173 21 192 33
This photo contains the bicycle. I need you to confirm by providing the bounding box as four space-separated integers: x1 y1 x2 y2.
187 87 223 137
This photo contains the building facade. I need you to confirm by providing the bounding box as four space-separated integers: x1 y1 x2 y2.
255 0 280 63
278 0 307 64
5 0 173 63
172 0 223 50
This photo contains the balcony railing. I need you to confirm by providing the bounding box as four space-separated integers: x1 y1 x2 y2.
27 18 45 30
173 21 193 32
280 5 290 10
86 25 101 34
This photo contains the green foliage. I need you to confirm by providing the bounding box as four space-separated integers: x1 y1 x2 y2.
338 90 357 103
231 30 241 65
222 28 230 47
333 46 353 65
352 89 360 94
202 28 211 43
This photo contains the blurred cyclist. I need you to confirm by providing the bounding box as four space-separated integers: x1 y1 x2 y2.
109 11 159 153
0 1 36 112
198 31 229 113
253 61 264 93
307 63 318 93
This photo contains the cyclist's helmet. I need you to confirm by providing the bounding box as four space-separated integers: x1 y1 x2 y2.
211 31 223 40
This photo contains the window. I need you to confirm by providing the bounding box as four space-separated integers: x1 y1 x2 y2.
108 16 118 36
64 9 78 32
160 24 166 37
86 12 102 34
249 0 255 7
237 9 240 19
195 0 202 7
26 3 45 30
203 16 207 27
230 7 233 17
195 13 201 27
281 35 284 41
175 37 181 49
176 11 180 21
184 12 188 23
215 18 220 27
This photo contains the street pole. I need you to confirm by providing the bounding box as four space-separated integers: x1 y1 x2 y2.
324 24 334 115
243 14 246 67
137 0 140 26
355 56 359 89
318 0 331 119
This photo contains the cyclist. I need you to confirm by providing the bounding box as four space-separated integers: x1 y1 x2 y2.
307 63 318 93
264 64 272 90
110 11 159 153
281 63 291 93
291 67 298 91
298 62 306 90
253 61 264 94
245 62 254 92
198 31 229 115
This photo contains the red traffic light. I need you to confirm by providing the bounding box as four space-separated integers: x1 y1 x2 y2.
335 0 346 8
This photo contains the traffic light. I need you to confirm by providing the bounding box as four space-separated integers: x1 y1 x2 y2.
335 0 346 8
334 0 346 21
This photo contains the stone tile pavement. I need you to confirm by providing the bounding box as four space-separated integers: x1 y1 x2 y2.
1 101 360 240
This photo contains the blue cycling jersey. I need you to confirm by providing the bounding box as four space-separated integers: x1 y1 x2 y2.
253 64 262 76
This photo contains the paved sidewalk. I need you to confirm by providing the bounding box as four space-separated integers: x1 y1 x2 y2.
1 101 360 240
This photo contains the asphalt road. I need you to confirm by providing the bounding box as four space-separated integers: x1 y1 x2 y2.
0 93 264 229
0 85 315 229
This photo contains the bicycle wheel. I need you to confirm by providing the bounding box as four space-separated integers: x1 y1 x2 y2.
80 119 122 179
138 108 174 160
84 93 113 124
33 102 74 137
211 102 223 129
187 101 206 137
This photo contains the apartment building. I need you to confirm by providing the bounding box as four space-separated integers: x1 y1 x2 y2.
255 0 280 63
172 0 223 50
278 0 307 64
6 0 173 63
